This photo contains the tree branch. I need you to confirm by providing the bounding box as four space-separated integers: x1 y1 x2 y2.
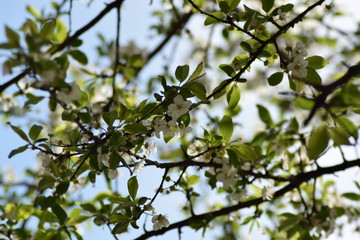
134 158 360 240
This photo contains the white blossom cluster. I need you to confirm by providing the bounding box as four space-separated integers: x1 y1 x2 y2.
286 41 308 79
97 147 118 180
151 95 192 138
57 82 81 104
143 204 170 230
0 93 17 112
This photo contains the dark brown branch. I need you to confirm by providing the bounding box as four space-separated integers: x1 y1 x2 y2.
303 63 360 126
134 158 360 240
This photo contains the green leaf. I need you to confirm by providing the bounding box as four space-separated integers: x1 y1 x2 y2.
336 116 358 138
128 176 139 200
29 124 43 141
5 26 20 45
8 123 29 142
226 85 241 109
186 81 207 101
40 21 55 40
219 1 230 13
8 145 28 158
219 115 233 142
267 72 283 86
123 123 148 134
226 0 241 12
188 62 205 82
305 56 329 69
188 175 200 186
256 104 273 126
69 50 88 65
342 192 360 201
305 68 322 85
234 144 257 161
38 175 57 191
80 203 97 213
204 12 226 26
219 64 235 77
261 0 274 12
112 221 130 234
67 215 90 226
329 127 350 146
102 110 118 126
175 65 190 82
307 125 329 160
51 204 67 225
55 180 70 196
26 5 40 17
294 97 314 110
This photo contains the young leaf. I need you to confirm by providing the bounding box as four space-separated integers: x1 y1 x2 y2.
306 68 322 85
69 50 88 65
261 0 274 12
226 85 241 109
256 105 273 126
226 0 241 12
7 123 29 142
305 56 329 69
29 124 43 141
175 65 190 82
234 144 257 161
128 176 139 200
5 26 19 45
123 123 148 134
219 115 233 142
52 204 68 225
267 72 283 86
307 125 329 160
219 64 235 77
204 12 226 26
188 62 204 82
8 145 28 158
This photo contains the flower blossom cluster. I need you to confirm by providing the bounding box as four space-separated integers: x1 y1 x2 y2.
57 82 81 104
151 95 192 138
286 41 308 79
97 147 118 180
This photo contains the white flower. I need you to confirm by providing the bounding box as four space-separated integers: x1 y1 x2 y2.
70 177 86 193
138 141 157 157
97 147 110 168
278 9 287 21
213 149 229 164
229 189 247 201
262 183 274 200
241 162 251 171
284 39 292 51
187 140 207 157
0 93 17 112
144 204 157 214
167 95 192 121
57 82 81 103
4 166 18 183
288 57 308 79
282 153 289 170
152 118 176 138
216 164 238 189
292 42 308 58
107 169 118 179
133 160 145 174
175 124 192 138
152 214 170 230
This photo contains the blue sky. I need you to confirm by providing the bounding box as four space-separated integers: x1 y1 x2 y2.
1 0 360 240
